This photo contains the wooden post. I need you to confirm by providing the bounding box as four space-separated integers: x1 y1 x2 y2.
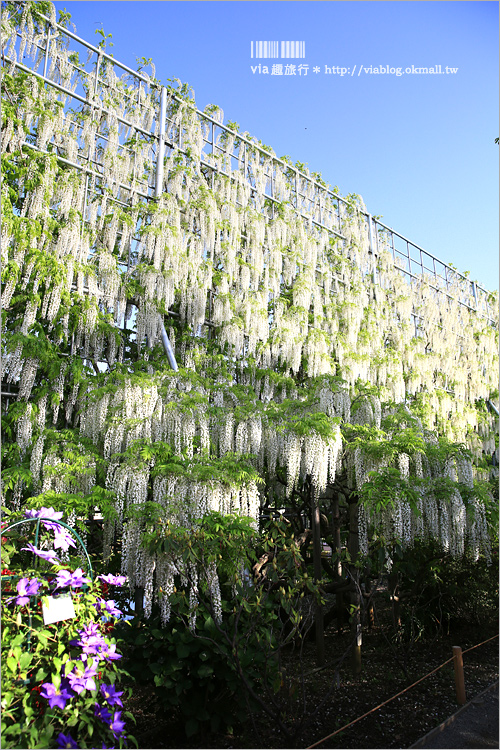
452 646 466 705
134 586 144 616
388 570 401 628
311 483 325 667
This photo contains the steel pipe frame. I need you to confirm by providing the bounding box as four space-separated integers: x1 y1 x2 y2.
7 13 493 295
4 9 497 327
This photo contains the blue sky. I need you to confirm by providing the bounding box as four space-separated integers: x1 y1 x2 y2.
54 1 499 290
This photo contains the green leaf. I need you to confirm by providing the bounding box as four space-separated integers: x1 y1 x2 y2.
176 642 190 659
185 718 199 738
197 663 214 678
19 652 32 671
6 657 17 673
148 663 163 674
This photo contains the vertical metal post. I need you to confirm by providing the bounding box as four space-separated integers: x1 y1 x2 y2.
368 214 378 285
79 173 89 266
155 87 167 199
208 289 213 338
93 51 101 96
471 281 478 308
43 29 51 78
159 317 178 371
452 646 466 705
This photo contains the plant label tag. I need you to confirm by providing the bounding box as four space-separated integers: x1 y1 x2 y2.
42 594 76 625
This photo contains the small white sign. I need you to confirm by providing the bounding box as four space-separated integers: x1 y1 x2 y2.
42 594 76 625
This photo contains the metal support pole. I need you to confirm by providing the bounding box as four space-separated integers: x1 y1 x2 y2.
93 51 101 96
488 400 499 417
155 87 167 198
471 281 478 308
452 646 466 705
159 316 178 371
43 29 51 78
368 214 378 285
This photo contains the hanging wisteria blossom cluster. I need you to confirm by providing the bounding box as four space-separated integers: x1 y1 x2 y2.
2 5 497 412
1 2 498 620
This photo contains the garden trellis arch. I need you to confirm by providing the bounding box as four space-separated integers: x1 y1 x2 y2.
2 2 498 621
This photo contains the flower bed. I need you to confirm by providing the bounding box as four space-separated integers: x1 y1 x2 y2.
1 507 136 749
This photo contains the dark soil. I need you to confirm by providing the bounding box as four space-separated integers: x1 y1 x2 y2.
123 597 499 749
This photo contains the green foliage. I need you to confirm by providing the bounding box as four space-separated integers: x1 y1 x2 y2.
390 540 499 642
359 467 423 513
120 515 323 740
152 449 263 488
120 611 256 738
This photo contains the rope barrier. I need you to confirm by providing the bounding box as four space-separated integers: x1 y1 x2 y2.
462 633 498 655
306 634 499 749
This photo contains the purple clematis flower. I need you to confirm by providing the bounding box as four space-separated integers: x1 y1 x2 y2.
25 507 64 532
40 681 72 710
53 528 76 552
94 703 113 723
109 710 126 737
67 663 98 694
72 623 108 656
104 600 122 617
56 733 79 749
100 683 124 707
78 635 108 656
79 622 101 637
100 642 122 661
95 598 122 618
55 568 90 590
21 542 59 563
98 574 127 587
11 577 42 606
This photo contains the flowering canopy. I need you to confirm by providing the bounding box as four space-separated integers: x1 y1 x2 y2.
1 1 497 626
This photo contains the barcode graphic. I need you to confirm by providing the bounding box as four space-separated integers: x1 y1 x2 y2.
251 41 306 59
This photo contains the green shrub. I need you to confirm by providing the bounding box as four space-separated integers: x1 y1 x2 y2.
117 512 322 740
